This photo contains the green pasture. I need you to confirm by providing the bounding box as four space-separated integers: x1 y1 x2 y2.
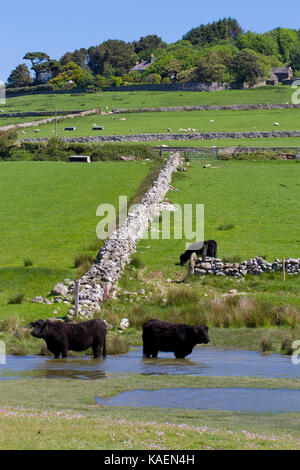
137 160 300 266
0 161 151 320
3 86 294 114
18 108 300 138
0 376 299 449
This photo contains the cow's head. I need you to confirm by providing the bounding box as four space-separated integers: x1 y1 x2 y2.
194 325 210 344
30 320 47 338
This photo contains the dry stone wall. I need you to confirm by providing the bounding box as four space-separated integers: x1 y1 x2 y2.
113 104 300 114
191 256 300 277
65 152 183 319
20 130 300 145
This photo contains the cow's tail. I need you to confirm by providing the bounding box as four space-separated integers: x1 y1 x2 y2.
102 337 107 358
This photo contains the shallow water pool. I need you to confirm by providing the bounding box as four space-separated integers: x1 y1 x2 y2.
95 387 300 413
0 346 299 380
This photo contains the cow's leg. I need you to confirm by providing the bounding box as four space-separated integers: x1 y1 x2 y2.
92 342 101 359
201 243 208 261
151 348 158 358
102 340 107 358
61 348 68 359
143 344 152 358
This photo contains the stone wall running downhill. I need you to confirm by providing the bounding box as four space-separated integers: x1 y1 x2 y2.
0 109 100 133
65 152 183 319
189 256 300 277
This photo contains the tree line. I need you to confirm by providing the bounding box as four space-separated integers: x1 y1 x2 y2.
7 18 300 89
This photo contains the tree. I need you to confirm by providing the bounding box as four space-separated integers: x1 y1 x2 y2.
195 51 233 82
236 32 279 57
132 35 166 54
49 62 84 88
88 40 136 77
60 48 88 68
183 18 242 46
291 43 300 70
7 64 32 87
269 28 298 63
231 50 264 85
0 129 18 159
163 59 182 82
23 52 50 82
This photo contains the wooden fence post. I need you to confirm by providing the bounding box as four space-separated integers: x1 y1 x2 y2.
283 258 286 282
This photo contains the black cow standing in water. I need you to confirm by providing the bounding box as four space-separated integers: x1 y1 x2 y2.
180 240 217 266
142 319 210 359
30 319 106 359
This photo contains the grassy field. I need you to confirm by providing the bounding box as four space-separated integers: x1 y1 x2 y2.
17 108 300 138
0 161 152 321
137 160 300 267
3 86 294 114
0 376 299 449
1 157 300 450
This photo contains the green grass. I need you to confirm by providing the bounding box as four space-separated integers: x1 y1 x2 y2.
0 161 151 321
136 160 300 269
17 108 300 138
0 376 299 449
3 86 294 114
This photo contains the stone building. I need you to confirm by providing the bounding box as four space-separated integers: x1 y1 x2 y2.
270 67 293 83
130 54 155 72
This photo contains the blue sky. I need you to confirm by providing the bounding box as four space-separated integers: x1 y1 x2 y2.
1 0 299 81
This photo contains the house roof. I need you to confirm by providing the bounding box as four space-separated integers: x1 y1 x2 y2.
271 67 292 73
131 55 155 72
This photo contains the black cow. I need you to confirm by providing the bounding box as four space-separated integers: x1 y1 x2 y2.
30 319 106 359
180 239 217 266
142 319 209 359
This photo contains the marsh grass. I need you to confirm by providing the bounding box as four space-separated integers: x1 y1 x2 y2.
106 333 130 355
166 286 199 307
259 333 273 352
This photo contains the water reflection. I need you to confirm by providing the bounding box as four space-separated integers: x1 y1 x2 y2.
0 346 299 380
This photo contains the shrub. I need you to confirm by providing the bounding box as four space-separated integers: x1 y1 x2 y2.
281 335 294 355
217 224 235 231
129 255 144 269
259 333 272 352
0 315 23 332
0 129 18 160
24 258 33 267
76 260 94 279
74 253 94 268
7 292 25 305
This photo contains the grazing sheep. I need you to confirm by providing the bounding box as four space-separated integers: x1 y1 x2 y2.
274 122 280 126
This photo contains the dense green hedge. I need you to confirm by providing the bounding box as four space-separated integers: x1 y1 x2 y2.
6 84 55 95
